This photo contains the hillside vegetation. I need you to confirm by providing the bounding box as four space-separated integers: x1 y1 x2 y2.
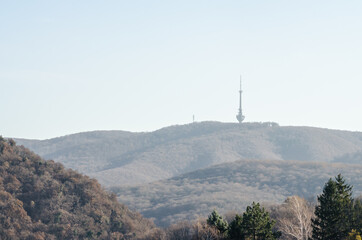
15 122 362 187
112 159 362 227
0 137 158 239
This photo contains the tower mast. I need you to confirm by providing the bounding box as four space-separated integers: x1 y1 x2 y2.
236 76 245 123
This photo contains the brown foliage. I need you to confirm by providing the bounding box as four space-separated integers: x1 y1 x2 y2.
0 138 157 239
165 219 225 240
192 220 224 240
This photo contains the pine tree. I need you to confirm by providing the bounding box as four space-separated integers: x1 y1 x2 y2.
352 198 362 234
207 209 228 234
228 214 244 240
240 202 281 240
312 174 353 240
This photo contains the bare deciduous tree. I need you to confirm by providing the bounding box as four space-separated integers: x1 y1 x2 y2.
274 196 314 240
193 220 223 240
167 221 193 240
166 219 224 240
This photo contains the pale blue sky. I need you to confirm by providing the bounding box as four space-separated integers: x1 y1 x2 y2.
1 1 362 139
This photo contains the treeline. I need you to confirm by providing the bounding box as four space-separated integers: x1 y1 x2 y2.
158 174 362 240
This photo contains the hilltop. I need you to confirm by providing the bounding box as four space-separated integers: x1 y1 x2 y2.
15 122 362 187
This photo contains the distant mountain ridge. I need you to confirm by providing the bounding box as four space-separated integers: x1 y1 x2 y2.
14 122 362 187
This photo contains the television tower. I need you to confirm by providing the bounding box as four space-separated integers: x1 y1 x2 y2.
236 76 245 123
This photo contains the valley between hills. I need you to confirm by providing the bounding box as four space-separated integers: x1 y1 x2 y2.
15 121 362 226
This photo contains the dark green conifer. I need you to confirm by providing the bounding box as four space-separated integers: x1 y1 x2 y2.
312 174 353 240
207 209 228 234
228 202 281 240
241 202 281 240
228 214 244 240
352 198 362 234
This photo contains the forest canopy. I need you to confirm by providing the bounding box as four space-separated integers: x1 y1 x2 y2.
0 137 158 239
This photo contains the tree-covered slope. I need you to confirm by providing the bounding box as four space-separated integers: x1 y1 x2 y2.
112 159 362 227
0 137 158 239
15 122 362 186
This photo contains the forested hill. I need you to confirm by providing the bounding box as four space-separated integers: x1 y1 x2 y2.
15 122 362 187
112 159 362 227
16 122 362 186
0 137 159 239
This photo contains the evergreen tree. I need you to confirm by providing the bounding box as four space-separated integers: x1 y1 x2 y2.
207 209 229 234
240 202 280 240
228 214 244 240
352 198 362 234
312 174 353 240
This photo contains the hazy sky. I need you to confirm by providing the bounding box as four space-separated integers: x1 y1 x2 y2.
1 1 362 139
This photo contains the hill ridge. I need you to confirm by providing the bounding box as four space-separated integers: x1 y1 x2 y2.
0 137 158 239
13 122 362 187
112 158 362 226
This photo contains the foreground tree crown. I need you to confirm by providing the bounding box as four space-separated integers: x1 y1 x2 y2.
312 174 357 240
227 202 281 240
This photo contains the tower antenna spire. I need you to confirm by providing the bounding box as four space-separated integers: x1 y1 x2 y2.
236 75 245 123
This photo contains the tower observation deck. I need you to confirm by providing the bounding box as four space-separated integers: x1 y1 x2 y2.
236 76 245 123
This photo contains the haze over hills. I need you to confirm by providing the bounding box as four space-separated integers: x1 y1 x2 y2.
10 122 362 227
15 122 362 187
111 159 362 227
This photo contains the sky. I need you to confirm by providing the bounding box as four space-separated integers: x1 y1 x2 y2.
1 1 362 139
